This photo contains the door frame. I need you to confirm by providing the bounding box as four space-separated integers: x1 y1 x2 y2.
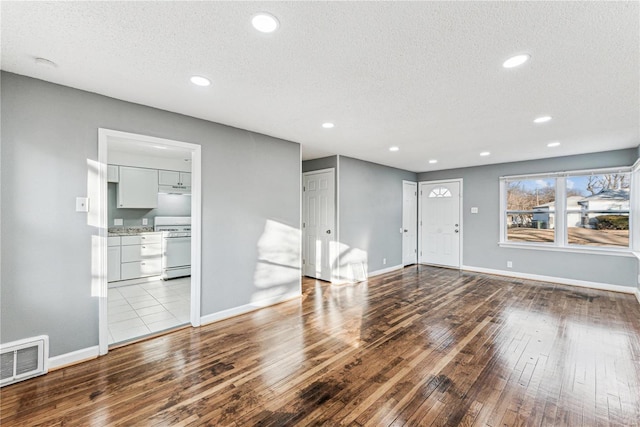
418 178 463 269
402 180 418 266
97 128 202 356
302 167 336 282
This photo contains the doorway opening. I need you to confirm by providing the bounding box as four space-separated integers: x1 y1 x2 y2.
97 129 202 355
402 181 418 266
302 168 336 282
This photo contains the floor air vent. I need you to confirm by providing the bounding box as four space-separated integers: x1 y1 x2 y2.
0 335 48 387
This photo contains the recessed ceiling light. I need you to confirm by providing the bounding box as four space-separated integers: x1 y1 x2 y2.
35 57 57 68
534 116 552 123
547 141 561 147
322 122 334 129
480 151 491 156
190 75 211 87
429 159 438 164
502 53 531 68
389 146 399 152
252 13 279 33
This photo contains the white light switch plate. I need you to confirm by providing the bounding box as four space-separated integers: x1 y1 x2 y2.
114 218 123 226
75 197 89 212
471 207 479 214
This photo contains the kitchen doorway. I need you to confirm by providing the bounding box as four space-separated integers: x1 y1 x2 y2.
97 129 202 355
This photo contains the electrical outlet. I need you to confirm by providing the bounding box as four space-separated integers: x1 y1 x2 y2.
142 218 148 225
383 258 387 265
114 218 123 226
507 261 513 268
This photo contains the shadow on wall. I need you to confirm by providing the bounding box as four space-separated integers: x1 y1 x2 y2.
252 220 302 304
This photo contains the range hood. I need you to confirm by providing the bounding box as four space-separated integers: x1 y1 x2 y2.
158 184 190 195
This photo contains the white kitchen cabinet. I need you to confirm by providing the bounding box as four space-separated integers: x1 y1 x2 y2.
159 170 191 187
121 234 162 246
121 243 162 262
121 259 163 280
107 165 119 183
117 167 158 209
120 233 162 280
107 246 121 282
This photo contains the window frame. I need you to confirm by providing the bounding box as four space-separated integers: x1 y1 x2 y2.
499 165 636 257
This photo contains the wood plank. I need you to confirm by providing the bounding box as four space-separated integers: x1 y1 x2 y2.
2 265 639 426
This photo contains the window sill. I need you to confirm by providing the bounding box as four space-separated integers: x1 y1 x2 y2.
498 242 635 257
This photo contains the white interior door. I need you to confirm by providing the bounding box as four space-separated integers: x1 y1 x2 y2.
419 180 461 268
402 181 418 266
302 169 335 281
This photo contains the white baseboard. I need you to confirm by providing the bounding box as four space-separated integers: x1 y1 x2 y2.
200 292 301 326
330 264 404 286
462 265 637 295
48 345 99 371
369 264 404 278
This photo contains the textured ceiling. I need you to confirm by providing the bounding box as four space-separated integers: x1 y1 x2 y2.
2 1 638 172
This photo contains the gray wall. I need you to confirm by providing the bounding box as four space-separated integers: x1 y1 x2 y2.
1 72 301 356
302 156 337 173
339 156 417 276
418 149 638 287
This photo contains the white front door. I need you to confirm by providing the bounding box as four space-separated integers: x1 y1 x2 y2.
302 169 335 281
402 181 418 266
419 180 461 268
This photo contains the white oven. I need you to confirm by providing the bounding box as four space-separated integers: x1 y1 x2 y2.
155 216 191 279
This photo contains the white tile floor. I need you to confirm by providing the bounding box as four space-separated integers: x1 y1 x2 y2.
108 277 191 345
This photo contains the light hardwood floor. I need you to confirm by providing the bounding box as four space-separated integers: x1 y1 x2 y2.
2 266 640 426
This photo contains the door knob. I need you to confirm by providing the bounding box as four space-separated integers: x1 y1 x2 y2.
326 230 331 234
404 229 408 232
454 229 459 233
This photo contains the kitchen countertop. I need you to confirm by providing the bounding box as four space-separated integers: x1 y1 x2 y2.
108 227 158 237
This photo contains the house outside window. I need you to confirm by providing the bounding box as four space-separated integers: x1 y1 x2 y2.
500 166 636 254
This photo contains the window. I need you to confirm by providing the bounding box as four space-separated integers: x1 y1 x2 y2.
566 173 630 247
500 167 635 252
429 187 452 198
505 179 556 243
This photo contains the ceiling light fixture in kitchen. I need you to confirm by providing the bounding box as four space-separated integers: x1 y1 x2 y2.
547 141 561 147
252 13 279 33
429 159 438 164
35 57 57 68
322 122 334 129
389 146 399 152
480 151 491 156
190 75 211 87
534 116 552 123
502 53 530 68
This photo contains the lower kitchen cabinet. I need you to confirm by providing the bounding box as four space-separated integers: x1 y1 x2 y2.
121 259 162 280
108 233 162 282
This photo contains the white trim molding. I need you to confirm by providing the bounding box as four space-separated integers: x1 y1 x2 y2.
369 264 404 278
97 128 203 355
48 346 100 371
200 292 301 326
462 265 637 295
